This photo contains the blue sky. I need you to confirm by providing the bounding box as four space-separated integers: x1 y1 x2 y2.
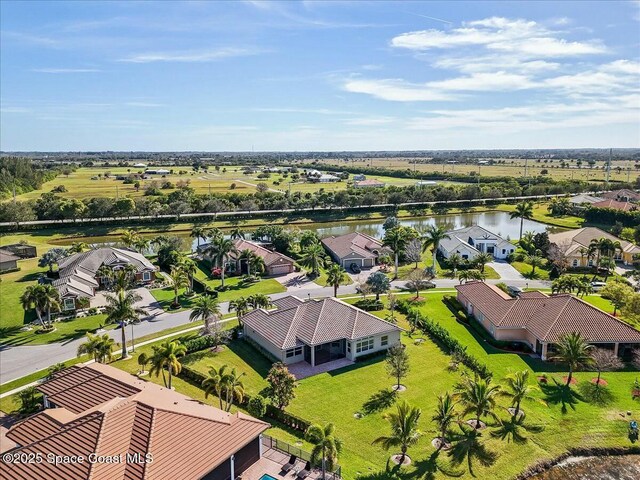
1 0 639 151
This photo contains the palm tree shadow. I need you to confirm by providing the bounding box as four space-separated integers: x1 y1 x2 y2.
410 451 464 479
540 378 584 414
362 388 397 415
490 413 545 445
447 425 498 478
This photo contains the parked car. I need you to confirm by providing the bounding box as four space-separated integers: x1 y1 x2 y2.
507 285 523 297
590 281 607 291
349 262 361 274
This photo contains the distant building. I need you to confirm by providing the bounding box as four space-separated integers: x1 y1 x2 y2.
591 199 637 212
133 162 147 168
416 180 437 186
601 189 640 203
353 174 366 181
317 174 340 182
353 179 385 188
438 225 514 261
568 194 604 205
2 243 37 258
0 249 20 272
144 169 170 175
322 232 390 269
549 227 640 267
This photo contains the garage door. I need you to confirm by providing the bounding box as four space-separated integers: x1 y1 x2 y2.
270 264 292 275
344 258 362 268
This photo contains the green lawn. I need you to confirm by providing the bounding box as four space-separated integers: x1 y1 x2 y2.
511 261 551 280
310 265 354 288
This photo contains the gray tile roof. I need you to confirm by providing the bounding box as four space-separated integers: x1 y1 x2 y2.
321 232 387 260
0 248 20 263
243 295 402 349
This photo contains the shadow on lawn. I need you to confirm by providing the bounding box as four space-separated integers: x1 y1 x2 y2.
540 378 584 414
362 388 397 415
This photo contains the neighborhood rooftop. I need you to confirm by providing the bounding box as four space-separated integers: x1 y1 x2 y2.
321 232 386 261
2 363 268 480
456 281 640 344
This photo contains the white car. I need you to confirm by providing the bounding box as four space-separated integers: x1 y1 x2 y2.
590 281 607 291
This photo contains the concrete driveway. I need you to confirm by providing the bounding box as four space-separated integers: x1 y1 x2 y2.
488 260 525 282
92 287 164 318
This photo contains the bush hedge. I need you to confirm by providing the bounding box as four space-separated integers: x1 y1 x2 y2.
354 298 384 311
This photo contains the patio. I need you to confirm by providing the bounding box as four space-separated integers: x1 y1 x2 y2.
288 357 354 380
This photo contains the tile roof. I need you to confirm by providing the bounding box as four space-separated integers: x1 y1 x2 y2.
456 281 640 343
3 363 268 480
55 247 156 299
243 295 402 349
231 239 295 267
568 194 604 204
601 188 640 202
549 227 640 256
0 248 20 263
591 199 637 212
439 225 512 255
321 232 386 260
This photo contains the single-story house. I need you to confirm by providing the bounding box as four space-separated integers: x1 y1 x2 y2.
456 281 640 360
321 232 390 269
144 169 170 175
353 174 366 181
2 363 268 480
568 194 603 205
317 174 340 183
243 296 402 368
438 225 515 261
54 247 157 310
353 179 385 188
133 162 147 167
591 199 637 212
549 227 640 267
2 243 37 258
231 239 296 276
0 248 20 272
601 188 640 203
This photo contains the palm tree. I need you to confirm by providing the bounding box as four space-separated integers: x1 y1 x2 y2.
77 333 102 362
21 284 45 325
510 201 534 239
300 242 326 278
103 288 146 359
204 237 238 288
40 284 61 325
421 225 450 278
306 423 343 479
168 266 189 308
524 254 544 276
432 392 457 451
191 226 207 248
221 367 246 412
113 264 136 291
149 340 187 389
448 253 463 272
78 333 114 363
202 365 226 410
178 257 198 294
500 370 540 419
137 352 149 374
95 334 116 363
229 297 250 328
205 227 224 243
238 249 259 276
121 229 139 249
455 375 501 429
133 237 150 254
372 400 423 465
326 264 347 297
550 332 594 386
473 253 492 273
599 257 616 280
384 227 411 278
248 293 271 310
68 241 89 254
97 265 114 288
189 294 221 333
230 226 245 240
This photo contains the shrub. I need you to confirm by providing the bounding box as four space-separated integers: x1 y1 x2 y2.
183 335 222 353
88 307 98 315
247 395 267 418
354 298 384 311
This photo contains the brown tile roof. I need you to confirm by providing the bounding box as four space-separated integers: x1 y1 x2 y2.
3 364 269 480
243 295 402 349
321 232 386 260
549 227 640 256
601 188 640 202
591 199 637 212
456 281 640 344
232 239 295 267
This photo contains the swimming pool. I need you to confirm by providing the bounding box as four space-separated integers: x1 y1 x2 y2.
259 475 278 480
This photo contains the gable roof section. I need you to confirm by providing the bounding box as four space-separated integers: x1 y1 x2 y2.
243 295 401 349
601 188 640 202
569 194 604 204
321 232 386 260
231 239 295 267
549 227 640 255
0 248 20 263
591 199 637 212
4 364 269 480
456 281 640 343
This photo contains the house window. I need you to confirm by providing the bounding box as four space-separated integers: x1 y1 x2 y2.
356 337 374 353
381 335 388 347
502 249 506 254
285 346 303 358
588 259 594 266
572 259 579 267
63 298 76 311
347 343 351 353
142 271 151 281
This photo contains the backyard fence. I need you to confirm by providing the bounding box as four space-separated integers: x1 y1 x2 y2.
262 435 342 480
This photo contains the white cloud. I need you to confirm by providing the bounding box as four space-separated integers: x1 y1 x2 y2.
344 116 396 126
32 68 101 73
343 78 455 101
426 71 534 91
119 47 262 63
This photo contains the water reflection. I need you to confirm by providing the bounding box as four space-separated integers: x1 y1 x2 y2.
527 455 640 480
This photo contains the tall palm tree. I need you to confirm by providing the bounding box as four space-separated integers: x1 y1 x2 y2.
421 225 450 278
149 340 187 389
221 367 246 412
168 266 189 308
21 284 45 325
77 333 102 362
121 229 139 249
202 365 226 410
248 293 271 310
238 249 259 276
306 423 343 479
133 237 150 254
178 257 198 294
473 253 492 273
113 264 136 291
189 294 221 333
103 288 146 359
191 226 207 248
97 265 114 288
229 297 250 328
448 253 463 272
230 226 245 240
205 227 224 244
500 370 540 419
550 332 594 386
300 242 326 278
204 238 238 288
68 241 89 254
95 334 116 363
510 201 534 240
455 375 501 429
326 264 347 297
40 284 61 325
384 227 411 278
432 392 457 451
78 333 114 363
372 400 423 465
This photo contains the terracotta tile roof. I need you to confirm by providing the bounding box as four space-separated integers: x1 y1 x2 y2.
231 239 295 267
601 188 640 202
456 281 640 343
591 199 637 212
243 295 402 349
321 232 387 260
3 364 269 480
549 227 640 256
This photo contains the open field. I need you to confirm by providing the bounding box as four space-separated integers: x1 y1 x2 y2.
7 165 423 202
317 158 640 183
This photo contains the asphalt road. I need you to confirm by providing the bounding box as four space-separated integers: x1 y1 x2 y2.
0 277 548 384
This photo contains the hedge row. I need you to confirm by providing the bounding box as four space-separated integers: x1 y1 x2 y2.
183 335 221 353
406 308 492 379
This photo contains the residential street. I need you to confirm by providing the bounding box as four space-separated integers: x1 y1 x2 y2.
0 277 549 384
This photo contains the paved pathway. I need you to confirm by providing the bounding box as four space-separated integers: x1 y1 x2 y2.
487 260 526 282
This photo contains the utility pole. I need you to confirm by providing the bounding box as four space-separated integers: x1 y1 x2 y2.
605 148 611 188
